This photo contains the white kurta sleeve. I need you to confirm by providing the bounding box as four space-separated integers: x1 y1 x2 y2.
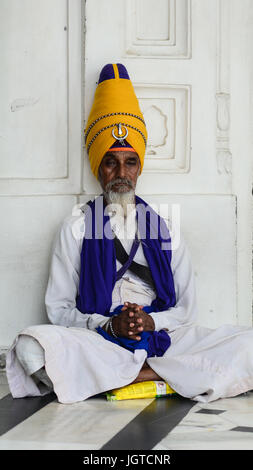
45 215 109 330
149 234 198 332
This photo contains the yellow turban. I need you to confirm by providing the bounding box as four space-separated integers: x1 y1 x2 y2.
85 63 147 179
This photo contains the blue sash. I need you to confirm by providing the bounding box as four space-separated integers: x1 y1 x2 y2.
76 195 176 357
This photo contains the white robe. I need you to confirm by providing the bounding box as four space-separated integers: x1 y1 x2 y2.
6 203 253 404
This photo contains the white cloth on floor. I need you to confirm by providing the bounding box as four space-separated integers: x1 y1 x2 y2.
6 204 253 404
7 325 147 402
15 334 45 376
7 322 253 404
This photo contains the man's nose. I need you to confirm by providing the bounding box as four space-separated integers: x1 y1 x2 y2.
116 163 127 178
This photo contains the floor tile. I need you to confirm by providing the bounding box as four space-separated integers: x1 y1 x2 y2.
231 426 253 433
167 404 233 434
0 384 10 400
1 373 253 451
0 372 8 386
153 430 253 450
153 393 253 450
197 391 253 412
0 439 99 450
101 396 195 450
196 408 225 415
0 397 154 450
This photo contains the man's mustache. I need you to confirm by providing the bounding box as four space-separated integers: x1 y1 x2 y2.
105 178 134 192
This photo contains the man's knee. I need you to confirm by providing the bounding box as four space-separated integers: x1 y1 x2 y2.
15 334 45 376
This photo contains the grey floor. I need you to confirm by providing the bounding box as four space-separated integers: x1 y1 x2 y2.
1 371 253 450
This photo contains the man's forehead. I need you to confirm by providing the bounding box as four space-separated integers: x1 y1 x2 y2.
103 150 139 160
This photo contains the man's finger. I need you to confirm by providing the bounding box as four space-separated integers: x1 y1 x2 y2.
128 332 141 340
121 302 129 311
134 305 143 311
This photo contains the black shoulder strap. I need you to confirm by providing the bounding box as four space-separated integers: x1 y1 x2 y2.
114 235 155 288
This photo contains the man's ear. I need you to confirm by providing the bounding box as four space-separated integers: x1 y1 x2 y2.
137 156 141 175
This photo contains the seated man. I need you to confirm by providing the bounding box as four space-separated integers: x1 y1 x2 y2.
6 64 253 404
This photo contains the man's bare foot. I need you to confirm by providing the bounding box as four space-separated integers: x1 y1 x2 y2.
131 361 162 384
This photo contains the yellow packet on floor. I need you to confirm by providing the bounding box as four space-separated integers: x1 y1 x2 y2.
106 380 177 401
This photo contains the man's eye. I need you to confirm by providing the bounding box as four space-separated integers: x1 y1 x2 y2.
127 160 137 165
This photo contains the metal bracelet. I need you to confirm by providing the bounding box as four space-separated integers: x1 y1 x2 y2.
109 317 118 339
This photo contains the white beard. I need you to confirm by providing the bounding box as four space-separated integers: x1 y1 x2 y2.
104 189 135 218
101 173 139 239
103 189 137 240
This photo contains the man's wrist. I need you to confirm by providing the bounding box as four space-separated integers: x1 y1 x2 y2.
146 314 155 331
104 320 110 333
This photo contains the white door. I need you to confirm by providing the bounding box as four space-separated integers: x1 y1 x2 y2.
0 0 83 347
82 0 253 328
